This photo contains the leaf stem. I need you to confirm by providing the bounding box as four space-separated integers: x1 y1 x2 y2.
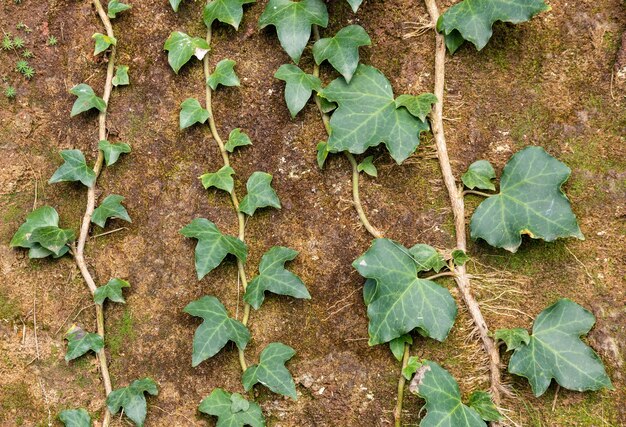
462 189 493 198
393 343 411 427
422 271 456 280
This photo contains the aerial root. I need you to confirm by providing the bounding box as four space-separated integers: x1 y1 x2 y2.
403 17 434 39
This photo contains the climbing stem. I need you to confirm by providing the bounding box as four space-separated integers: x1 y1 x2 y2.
462 189 494 198
393 343 411 427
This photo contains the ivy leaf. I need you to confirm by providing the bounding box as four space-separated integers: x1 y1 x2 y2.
30 226 75 256
184 296 251 367
462 160 496 191
437 0 550 53
49 149 96 187
408 360 487 426
94 278 130 305
470 146 584 252
493 327 530 351
169 0 183 12
244 246 310 310
92 194 131 228
64 324 104 361
112 65 130 86
345 0 363 12
407 244 446 273
312 25 370 83
317 93 337 113
107 378 158 427
274 64 321 118
59 408 91 427
225 128 252 152
11 206 60 250
451 249 469 266
164 31 210 74
199 388 265 427
180 98 210 129
98 140 131 166
70 83 106 117
389 334 412 362
316 141 329 169
394 93 437 122
353 238 457 345
258 0 328 63
107 0 131 18
92 33 117 56
180 218 248 280
203 0 255 30
357 156 377 177
242 342 297 399
200 165 235 194
402 356 422 380
239 172 281 216
468 391 502 422
507 299 613 396
320 65 429 164
207 59 240 90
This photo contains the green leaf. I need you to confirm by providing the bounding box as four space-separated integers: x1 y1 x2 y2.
107 0 131 18
357 156 377 177
274 64 321 118
200 165 235 194
30 226 75 256
468 391 502 422
92 194 131 228
507 299 613 396
244 246 310 310
242 342 297 399
107 378 158 427
320 65 429 164
207 59 240 90
27 244 70 259
493 327 530 351
402 356 422 380
312 25 370 83
112 65 130 86
239 172 281 216
184 296 250 367
94 278 130 305
169 0 183 12
203 0 255 30
389 334 412 361
407 244 446 273
98 140 131 166
59 408 91 427
11 206 60 249
180 218 248 280
394 93 437 122
469 146 584 252
69 83 106 117
92 33 117 56
316 141 329 169
49 149 96 187
64 324 104 361
408 360 487 426
345 0 363 12
199 388 265 427
258 0 328 63
353 238 457 345
317 94 337 113
437 0 550 53
180 98 210 129
462 160 496 191
164 31 210 74
225 128 252 152
451 249 469 266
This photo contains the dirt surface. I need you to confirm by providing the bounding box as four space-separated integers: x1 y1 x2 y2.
1 0 625 426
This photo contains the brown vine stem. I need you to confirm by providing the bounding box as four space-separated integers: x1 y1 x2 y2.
204 23 249 372
423 0 503 408
72 0 116 425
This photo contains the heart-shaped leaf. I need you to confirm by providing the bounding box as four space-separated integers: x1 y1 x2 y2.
49 149 96 187
312 25 371 83
94 278 130 305
199 388 265 427
274 64 321 118
180 98 210 129
99 140 131 166
92 33 117 56
243 342 297 399
70 84 106 117
65 324 104 361
107 0 131 18
107 378 158 427
59 408 91 427
225 128 252 152
394 93 437 122
239 172 281 216
357 156 377 177
462 160 495 191
200 165 235 194
207 59 240 90
164 31 210 74
203 0 255 30
91 194 131 228
112 65 130 86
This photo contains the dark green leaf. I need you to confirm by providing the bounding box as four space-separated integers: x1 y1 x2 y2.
70 83 106 117
92 194 131 228
94 278 130 305
493 327 530 351
180 98 210 129
239 172 281 216
407 244 446 273
112 65 130 86
468 391 502 422
389 334 412 362
208 59 240 90
200 165 235 194
30 226 75 256
203 0 255 30
357 155 377 177
11 206 60 249
317 94 336 113
394 93 437 122
451 249 469 266
402 356 421 380
316 141 329 169
242 342 297 399
107 378 158 427
65 324 103 361
49 149 96 187
198 388 265 427
164 31 210 74
312 25 370 83
462 160 496 191
99 140 131 166
27 244 69 259
59 408 91 427
274 64 321 118
92 33 117 56
225 128 252 152
107 0 131 18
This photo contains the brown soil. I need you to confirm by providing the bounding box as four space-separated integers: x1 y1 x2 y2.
1 0 624 426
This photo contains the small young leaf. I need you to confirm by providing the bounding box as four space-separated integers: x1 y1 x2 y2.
242 342 297 399
203 0 255 30
507 299 613 396
452 249 469 266
69 83 106 117
462 160 496 191
468 391 502 422
92 33 117 56
91 195 131 228
179 98 210 129
394 93 437 122
164 31 210 74
312 25 371 83
112 65 130 86
239 172 281 216
274 64 321 118
49 150 96 187
98 140 131 166
389 334 412 362
345 0 363 12
317 94 337 113
184 296 250 366
225 128 252 152
200 165 235 194
64 324 104 361
258 0 328 63
30 226 75 256
180 218 248 280
244 246 310 309
199 388 265 427
94 278 130 305
402 356 422 380
493 328 530 351
107 0 131 18
357 156 377 177
207 59 240 90
107 378 158 427
59 408 91 427
407 244 446 273
169 0 183 12
316 141 329 169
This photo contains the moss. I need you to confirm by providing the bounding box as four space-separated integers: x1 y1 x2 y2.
0 290 19 321
107 307 135 357
484 241 570 275
0 382 34 421
549 390 617 425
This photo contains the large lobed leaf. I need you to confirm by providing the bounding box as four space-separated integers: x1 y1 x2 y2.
204 0 255 30
107 378 158 427
312 25 371 83
242 342 297 399
199 388 265 427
